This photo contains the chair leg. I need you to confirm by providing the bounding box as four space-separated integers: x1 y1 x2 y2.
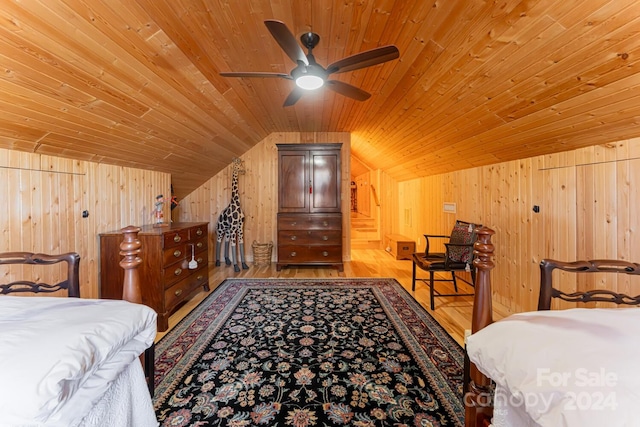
412 261 417 291
452 272 458 292
430 271 435 310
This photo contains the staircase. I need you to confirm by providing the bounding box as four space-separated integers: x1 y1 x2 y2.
350 213 381 249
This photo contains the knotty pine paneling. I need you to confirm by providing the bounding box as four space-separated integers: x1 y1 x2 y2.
0 148 170 298
176 132 352 265
397 138 640 314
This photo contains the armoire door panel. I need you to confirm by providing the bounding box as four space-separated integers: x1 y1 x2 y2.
310 151 341 213
278 152 310 212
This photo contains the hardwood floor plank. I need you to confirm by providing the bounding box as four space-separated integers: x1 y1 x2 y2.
156 248 509 345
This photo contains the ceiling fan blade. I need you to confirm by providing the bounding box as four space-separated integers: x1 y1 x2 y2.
264 20 309 66
326 45 399 74
325 80 371 101
283 87 305 107
220 72 292 79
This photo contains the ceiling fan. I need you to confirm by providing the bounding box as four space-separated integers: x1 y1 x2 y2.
220 20 400 107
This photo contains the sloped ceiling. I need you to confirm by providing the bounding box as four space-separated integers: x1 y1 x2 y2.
1 1 640 198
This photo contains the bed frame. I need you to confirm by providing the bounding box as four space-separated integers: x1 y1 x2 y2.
0 225 155 395
464 227 640 427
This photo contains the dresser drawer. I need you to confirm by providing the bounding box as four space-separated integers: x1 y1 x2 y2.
163 244 187 267
308 230 341 244
277 245 309 262
190 224 207 240
193 236 208 253
307 245 342 262
278 230 310 245
306 215 341 230
278 214 306 230
163 229 190 249
164 266 207 311
278 213 341 230
163 262 190 288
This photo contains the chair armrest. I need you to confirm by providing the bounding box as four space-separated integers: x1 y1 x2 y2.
424 234 450 256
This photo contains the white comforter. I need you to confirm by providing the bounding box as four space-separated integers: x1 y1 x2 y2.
467 308 640 427
0 296 157 427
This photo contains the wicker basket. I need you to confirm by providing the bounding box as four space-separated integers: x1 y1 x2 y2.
252 240 273 266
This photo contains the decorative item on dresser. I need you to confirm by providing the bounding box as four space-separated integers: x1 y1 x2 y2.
276 143 343 272
100 222 210 332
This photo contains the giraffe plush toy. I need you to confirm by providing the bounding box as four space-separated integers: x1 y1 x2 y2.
215 158 249 272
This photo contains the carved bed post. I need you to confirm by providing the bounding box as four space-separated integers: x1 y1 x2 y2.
465 226 495 427
119 225 143 304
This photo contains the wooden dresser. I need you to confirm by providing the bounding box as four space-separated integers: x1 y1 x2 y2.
99 222 210 331
276 143 343 271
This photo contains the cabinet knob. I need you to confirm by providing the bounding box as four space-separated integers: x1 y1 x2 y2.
174 289 183 297
173 249 181 257
197 241 203 248
197 257 204 264
323 221 328 226
196 275 204 281
290 222 297 226
290 251 297 257
322 235 328 241
196 229 203 236
173 235 181 243
174 267 182 276
322 251 329 257
290 235 297 241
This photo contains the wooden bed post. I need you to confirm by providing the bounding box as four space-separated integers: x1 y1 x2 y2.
465 226 495 427
119 225 143 304
118 225 155 395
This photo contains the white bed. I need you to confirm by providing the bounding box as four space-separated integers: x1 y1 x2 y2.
0 296 159 427
0 227 159 427
462 242 640 427
467 307 640 427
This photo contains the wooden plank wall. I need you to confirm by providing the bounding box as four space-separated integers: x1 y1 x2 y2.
396 138 640 314
175 132 352 264
0 147 170 298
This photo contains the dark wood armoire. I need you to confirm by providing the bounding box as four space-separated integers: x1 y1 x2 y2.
276 143 343 271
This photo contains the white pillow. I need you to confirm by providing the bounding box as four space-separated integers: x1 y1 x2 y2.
466 308 640 427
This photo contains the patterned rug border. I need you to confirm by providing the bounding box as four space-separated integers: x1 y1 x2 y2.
154 277 465 425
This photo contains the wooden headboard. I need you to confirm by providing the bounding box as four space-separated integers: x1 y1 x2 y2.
0 225 143 302
0 252 80 297
538 258 640 310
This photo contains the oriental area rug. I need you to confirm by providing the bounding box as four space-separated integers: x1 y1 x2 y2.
153 278 465 426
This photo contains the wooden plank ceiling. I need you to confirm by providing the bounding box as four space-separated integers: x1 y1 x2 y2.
1 0 640 198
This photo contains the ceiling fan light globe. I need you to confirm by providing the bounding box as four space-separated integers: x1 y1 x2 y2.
295 75 324 90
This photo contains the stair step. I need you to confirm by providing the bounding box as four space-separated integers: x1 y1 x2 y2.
351 239 381 249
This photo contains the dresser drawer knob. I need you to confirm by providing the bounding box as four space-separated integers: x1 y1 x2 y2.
173 249 181 257
197 257 204 264
290 235 297 241
196 275 204 281
290 251 297 257
197 241 203 248
196 229 203 236
173 235 182 243
174 267 182 276
322 235 328 241
174 289 183 297
322 251 329 257
290 221 297 226
323 221 328 226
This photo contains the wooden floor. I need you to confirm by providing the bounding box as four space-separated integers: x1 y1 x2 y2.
156 248 509 345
